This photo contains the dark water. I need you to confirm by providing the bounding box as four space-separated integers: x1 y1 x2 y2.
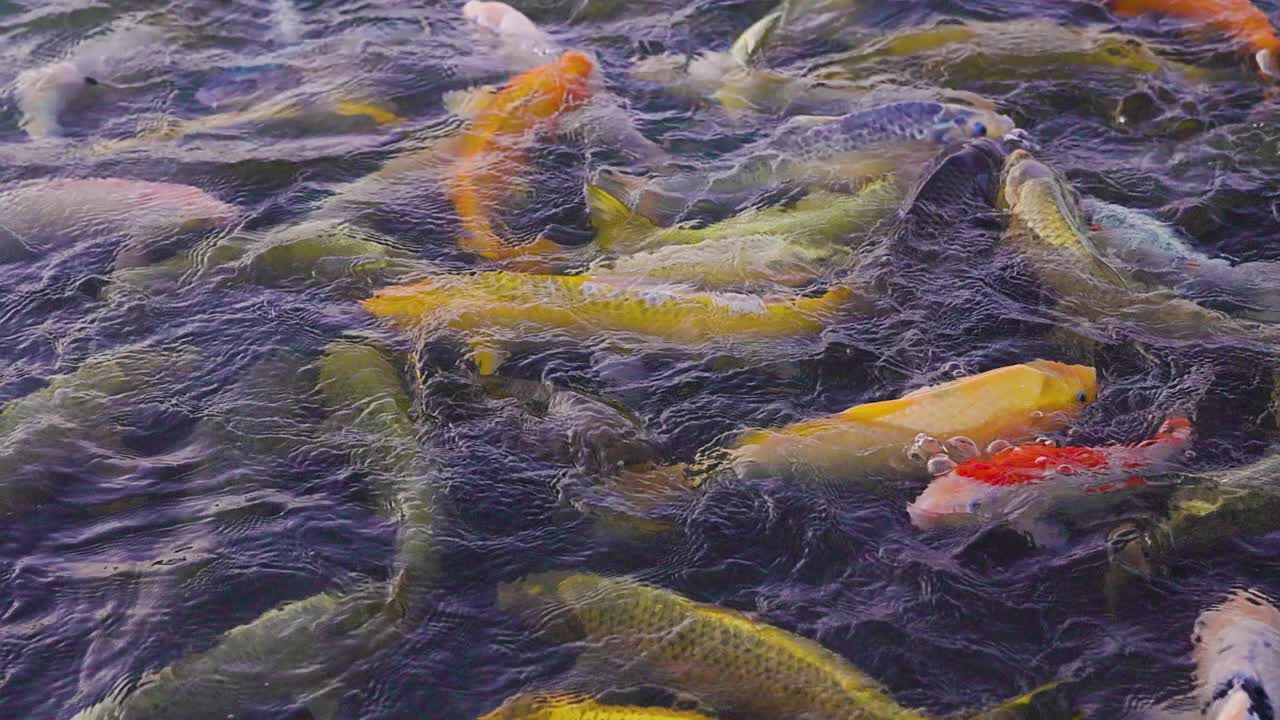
2 1 1280 718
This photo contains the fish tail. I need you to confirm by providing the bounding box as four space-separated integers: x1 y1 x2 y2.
584 183 659 250
966 678 1081 720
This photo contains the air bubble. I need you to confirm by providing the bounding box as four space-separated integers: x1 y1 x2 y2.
1056 464 1075 476
927 455 957 476
987 439 1012 455
946 436 979 460
1184 450 1197 460
1031 411 1044 419
1037 437 1058 447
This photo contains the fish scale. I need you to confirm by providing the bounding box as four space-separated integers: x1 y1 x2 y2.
499 572 932 720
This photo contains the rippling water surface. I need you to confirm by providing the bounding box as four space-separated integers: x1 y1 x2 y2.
3 0 1280 718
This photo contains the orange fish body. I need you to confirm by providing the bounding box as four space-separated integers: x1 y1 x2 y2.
908 417 1193 529
1112 0 1280 75
449 51 596 264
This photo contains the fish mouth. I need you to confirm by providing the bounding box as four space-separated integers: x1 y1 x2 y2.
1258 49 1279 79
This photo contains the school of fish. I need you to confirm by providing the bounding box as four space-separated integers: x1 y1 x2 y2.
5 0 1280 718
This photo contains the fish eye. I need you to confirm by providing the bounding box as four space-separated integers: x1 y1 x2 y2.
83 76 99 86
1076 391 1088 403
966 499 983 514
973 122 987 137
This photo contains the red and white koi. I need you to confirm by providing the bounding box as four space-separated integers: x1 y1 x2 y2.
907 417 1193 529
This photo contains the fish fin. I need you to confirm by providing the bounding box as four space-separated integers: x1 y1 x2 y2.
1258 49 1279 79
333 100 402 125
585 184 659 251
468 340 508 376
968 678 1079 720
303 690 344 720
730 10 782 66
443 85 500 119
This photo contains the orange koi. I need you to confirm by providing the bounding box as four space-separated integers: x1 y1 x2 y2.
908 417 1192 529
448 50 595 266
1111 0 1280 76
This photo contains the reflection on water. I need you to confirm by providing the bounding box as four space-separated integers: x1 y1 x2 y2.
2 0 1280 718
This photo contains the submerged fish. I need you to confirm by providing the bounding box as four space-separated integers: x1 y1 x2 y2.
721 360 1097 484
0 345 200 516
1106 450 1280 583
597 101 1010 225
479 692 714 720
813 19 1207 85
94 95 402 153
908 417 1192 530
0 178 237 265
11 26 166 138
498 571 933 719
318 341 440 582
1193 589 1280 720
583 179 902 289
1111 0 1280 77
362 271 857 374
1084 198 1280 321
499 572 1073 720
70 579 409 720
998 150 1280 345
102 219 428 303
464 0 559 69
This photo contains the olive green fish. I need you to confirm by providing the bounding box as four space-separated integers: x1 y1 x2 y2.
499 573 1076 720
1107 451 1280 586
498 571 932 720
70 579 409 720
0 345 200 516
103 219 429 303
814 20 1211 85
318 340 441 583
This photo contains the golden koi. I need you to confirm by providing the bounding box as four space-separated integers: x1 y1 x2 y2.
725 360 1098 483
447 50 595 266
362 271 857 374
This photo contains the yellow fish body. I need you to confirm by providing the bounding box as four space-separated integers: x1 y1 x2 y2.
479 692 714 720
497 572 931 720
726 360 1097 482
362 272 857 374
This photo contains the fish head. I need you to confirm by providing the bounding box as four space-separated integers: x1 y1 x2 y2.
13 61 99 137
1090 35 1163 74
496 571 601 640
997 149 1058 210
1022 360 1098 421
930 103 1016 144
554 49 597 105
908 472 999 529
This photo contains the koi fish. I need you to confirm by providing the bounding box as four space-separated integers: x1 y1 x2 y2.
361 271 857 374
908 417 1192 530
445 51 596 266
1193 589 1280 720
0 178 237 264
724 360 1098 483
596 101 1009 226
497 572 933 720
1111 0 1280 77
464 1 558 68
